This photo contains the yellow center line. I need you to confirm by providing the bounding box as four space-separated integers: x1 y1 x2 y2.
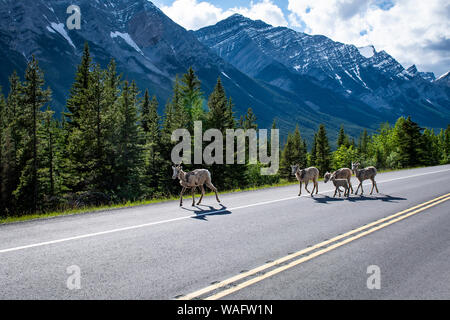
178 193 450 300
205 195 450 300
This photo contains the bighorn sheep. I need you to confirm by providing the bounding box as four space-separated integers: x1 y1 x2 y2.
324 173 350 197
291 165 319 197
324 168 353 194
172 165 220 206
351 162 379 195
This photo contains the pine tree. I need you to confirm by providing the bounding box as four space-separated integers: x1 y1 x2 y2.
0 88 5 212
181 67 204 125
395 116 423 167
358 129 369 155
111 80 143 200
1 71 22 214
315 124 331 176
241 108 258 130
309 133 317 167
65 42 91 128
141 91 162 195
337 124 349 148
444 125 450 164
207 77 231 132
15 56 51 213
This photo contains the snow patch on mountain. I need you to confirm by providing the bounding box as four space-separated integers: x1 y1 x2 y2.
110 31 143 55
358 45 376 58
50 23 75 48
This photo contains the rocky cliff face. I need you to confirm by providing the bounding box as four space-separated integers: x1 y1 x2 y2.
195 14 450 129
0 1 448 142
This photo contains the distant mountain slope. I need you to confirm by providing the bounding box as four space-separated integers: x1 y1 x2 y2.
195 14 450 129
0 1 448 144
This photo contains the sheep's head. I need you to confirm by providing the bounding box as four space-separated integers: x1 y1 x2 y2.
172 164 182 180
324 172 331 183
291 164 299 176
351 162 360 173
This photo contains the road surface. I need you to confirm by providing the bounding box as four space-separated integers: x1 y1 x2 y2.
0 165 449 300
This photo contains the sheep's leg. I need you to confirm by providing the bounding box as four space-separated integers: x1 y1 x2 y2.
197 185 205 205
355 181 361 195
348 179 354 194
304 181 311 194
191 187 196 206
206 182 220 203
298 182 302 196
179 187 186 206
333 188 337 198
360 181 365 195
372 178 379 194
315 179 319 194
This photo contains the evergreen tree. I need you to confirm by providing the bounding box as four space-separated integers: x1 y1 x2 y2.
15 56 51 213
0 88 5 211
441 125 450 164
181 67 204 125
241 108 258 130
358 129 369 155
1 72 23 214
207 77 232 132
394 116 423 167
65 42 91 128
309 133 317 167
315 124 331 176
111 80 143 200
141 91 162 195
337 124 349 148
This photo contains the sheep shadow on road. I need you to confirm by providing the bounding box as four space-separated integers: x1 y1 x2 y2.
312 194 407 204
181 204 231 221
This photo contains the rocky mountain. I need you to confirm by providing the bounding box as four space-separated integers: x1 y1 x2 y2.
195 14 450 129
435 71 450 87
0 1 448 144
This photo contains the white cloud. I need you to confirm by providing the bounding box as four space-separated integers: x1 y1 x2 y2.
287 0 450 76
161 0 288 31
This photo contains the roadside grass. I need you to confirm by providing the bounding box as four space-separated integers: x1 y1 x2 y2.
0 165 435 225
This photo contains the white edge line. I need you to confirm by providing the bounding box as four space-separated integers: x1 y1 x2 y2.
1 168 449 254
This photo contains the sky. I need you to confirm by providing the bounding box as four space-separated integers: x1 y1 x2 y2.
151 0 450 78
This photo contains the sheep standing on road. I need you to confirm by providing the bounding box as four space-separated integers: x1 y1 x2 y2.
172 165 220 206
351 162 379 195
327 168 353 194
291 165 319 197
324 173 350 197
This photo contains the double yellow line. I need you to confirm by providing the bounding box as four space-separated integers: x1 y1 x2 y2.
178 193 450 300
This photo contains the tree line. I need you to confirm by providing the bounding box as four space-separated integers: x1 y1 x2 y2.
1 43 449 217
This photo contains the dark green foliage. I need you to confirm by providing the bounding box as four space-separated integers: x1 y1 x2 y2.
315 124 331 176
280 125 307 179
14 56 51 213
337 124 349 148
1 51 448 218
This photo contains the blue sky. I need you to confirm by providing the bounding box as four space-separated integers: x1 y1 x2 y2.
152 0 449 77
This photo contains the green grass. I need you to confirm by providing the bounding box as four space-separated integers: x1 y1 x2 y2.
0 165 435 225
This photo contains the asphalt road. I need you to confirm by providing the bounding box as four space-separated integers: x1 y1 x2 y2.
0 165 449 300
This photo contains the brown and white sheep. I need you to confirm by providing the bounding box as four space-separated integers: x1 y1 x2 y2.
351 162 379 195
172 165 220 206
291 165 319 197
325 168 353 194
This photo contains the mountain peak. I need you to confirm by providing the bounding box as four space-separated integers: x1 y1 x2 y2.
358 45 376 58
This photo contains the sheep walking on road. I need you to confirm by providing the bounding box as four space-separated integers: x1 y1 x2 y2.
291 165 319 197
324 172 350 197
326 168 353 194
172 165 220 206
351 162 379 195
